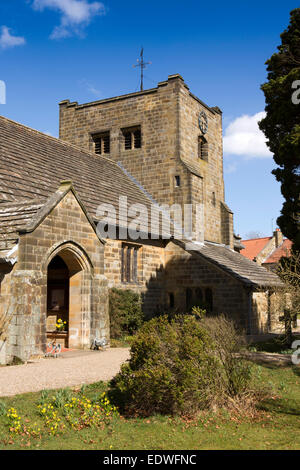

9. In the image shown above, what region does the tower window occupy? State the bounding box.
[198,136,208,161]
[212,192,216,206]
[122,126,141,150]
[175,175,181,187]
[121,243,140,283]
[92,132,110,155]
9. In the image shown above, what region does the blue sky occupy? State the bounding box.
[0,0,298,238]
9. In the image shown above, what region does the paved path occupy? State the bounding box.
[0,348,130,397]
[239,351,292,367]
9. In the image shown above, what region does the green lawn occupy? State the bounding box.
[0,363,299,450]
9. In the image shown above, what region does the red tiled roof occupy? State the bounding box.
[240,237,272,261]
[264,239,293,264]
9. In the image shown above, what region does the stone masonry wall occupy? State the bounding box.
[0,191,109,364]
[163,242,249,328]
[103,238,279,333]
[177,82,227,245]
[59,77,180,210]
[104,238,166,317]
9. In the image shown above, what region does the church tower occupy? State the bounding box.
[59,74,233,247]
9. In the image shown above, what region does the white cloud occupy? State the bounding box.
[79,79,101,97]
[0,26,25,50]
[223,112,272,158]
[31,0,105,39]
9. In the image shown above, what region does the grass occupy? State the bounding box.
[0,364,299,450]
[110,335,134,348]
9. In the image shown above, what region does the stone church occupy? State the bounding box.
[0,74,282,364]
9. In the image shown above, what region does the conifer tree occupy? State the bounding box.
[259,8,300,251]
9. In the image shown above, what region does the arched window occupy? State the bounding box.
[205,288,213,313]
[198,136,208,161]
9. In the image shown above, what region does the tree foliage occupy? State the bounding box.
[109,315,253,416]
[277,251,300,343]
[109,288,144,339]
[259,8,300,251]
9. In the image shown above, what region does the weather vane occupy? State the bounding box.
[133,48,151,92]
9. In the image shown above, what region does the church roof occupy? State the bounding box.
[185,241,282,287]
[0,200,43,255]
[0,115,162,236]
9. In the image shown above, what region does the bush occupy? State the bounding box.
[201,315,252,396]
[109,314,255,417]
[109,315,222,416]
[109,288,144,339]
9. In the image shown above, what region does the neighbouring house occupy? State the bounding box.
[241,229,293,271]
[0,74,283,364]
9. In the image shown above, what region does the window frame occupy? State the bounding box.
[198,135,208,161]
[121,243,141,284]
[92,131,110,155]
[122,126,142,151]
[174,175,181,188]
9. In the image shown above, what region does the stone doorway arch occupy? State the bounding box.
[45,242,93,350]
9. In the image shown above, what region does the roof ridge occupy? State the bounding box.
[242,236,272,242]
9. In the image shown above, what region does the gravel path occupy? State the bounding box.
[0,348,130,397]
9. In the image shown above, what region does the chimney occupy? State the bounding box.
[273,228,283,247]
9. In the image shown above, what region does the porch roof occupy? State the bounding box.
[0,200,43,257]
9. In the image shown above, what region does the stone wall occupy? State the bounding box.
[250,289,284,334]
[104,238,165,318]
[177,82,227,245]
[59,78,179,210]
[163,242,249,328]
[103,238,252,329]
[0,190,109,364]
[103,237,281,333]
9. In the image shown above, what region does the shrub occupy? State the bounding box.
[109,288,144,339]
[109,314,256,417]
[201,315,252,396]
[109,315,222,416]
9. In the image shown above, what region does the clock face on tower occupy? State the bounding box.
[198,111,208,134]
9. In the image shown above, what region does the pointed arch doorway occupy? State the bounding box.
[46,244,92,350]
